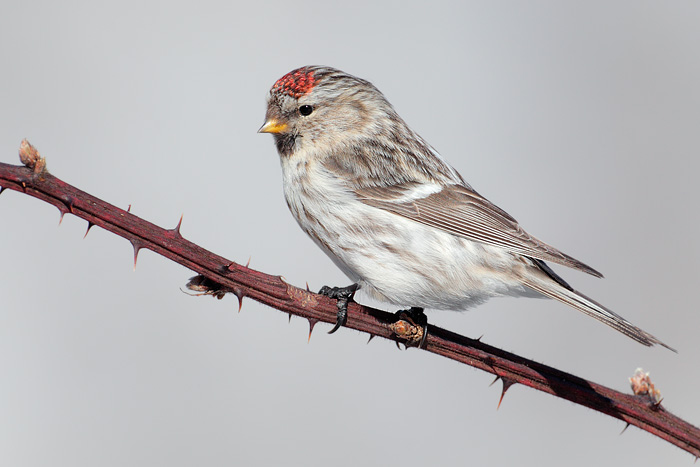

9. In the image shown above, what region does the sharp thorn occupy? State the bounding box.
[133,250,140,270]
[620,423,631,435]
[288,312,292,323]
[307,319,318,342]
[497,392,506,409]
[0,186,5,196]
[233,288,245,313]
[366,334,375,344]
[395,340,401,350]
[305,282,310,292]
[489,375,501,387]
[127,204,132,213]
[476,334,484,342]
[131,241,142,270]
[245,256,251,268]
[497,378,516,410]
[55,200,70,226]
[83,221,95,239]
[226,261,236,271]
[171,214,184,237]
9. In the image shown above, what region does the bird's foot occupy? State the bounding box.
[392,307,428,348]
[318,283,359,334]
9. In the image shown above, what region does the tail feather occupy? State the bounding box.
[522,273,675,352]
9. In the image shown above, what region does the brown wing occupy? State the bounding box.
[355,182,603,278]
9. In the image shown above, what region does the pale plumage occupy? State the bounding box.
[260,65,672,349]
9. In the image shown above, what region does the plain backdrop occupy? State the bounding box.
[1,1,699,466]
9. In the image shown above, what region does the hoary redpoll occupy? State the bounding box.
[259,65,671,350]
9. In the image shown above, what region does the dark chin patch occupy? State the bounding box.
[274,133,297,157]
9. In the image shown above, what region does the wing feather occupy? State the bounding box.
[355,183,603,278]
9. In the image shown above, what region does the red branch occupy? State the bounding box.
[1,143,699,458]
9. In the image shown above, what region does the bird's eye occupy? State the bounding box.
[299,105,313,116]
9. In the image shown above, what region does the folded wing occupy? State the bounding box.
[355,182,603,278]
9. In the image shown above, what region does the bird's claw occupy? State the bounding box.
[327,308,347,334]
[318,284,358,334]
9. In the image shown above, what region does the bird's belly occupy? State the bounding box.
[284,182,529,310]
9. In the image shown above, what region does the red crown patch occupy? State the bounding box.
[272,69,316,98]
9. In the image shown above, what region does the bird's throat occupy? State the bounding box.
[274,133,298,158]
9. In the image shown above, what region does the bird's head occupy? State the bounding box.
[259,66,396,158]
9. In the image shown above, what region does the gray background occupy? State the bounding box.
[1,1,699,465]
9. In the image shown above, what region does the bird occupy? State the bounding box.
[258,65,672,350]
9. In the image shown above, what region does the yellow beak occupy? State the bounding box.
[258,119,288,134]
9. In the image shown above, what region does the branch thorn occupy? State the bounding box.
[490,375,516,409]
[63,196,75,214]
[169,214,184,237]
[498,377,515,409]
[58,207,67,225]
[620,423,631,435]
[233,287,245,313]
[131,241,142,270]
[59,198,74,225]
[83,221,95,239]
[307,318,318,342]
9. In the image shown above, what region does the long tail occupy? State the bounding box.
[522,262,675,351]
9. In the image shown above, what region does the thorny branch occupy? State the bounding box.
[2,140,699,458]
